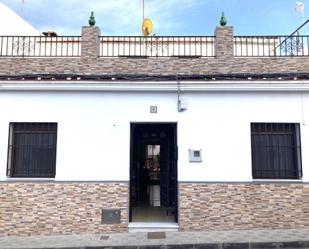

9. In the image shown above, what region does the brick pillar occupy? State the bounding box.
[214,26,234,59]
[81,26,100,60]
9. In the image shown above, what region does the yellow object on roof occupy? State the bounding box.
[142,18,153,36]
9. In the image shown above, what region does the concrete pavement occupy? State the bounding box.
[0,228,309,249]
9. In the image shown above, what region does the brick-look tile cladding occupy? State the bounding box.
[0,182,308,236]
[0,183,128,236]
[179,183,309,231]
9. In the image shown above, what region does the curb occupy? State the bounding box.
[17,241,309,249]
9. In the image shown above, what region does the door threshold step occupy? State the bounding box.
[128,222,179,232]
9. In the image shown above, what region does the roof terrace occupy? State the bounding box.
[1,24,309,80]
[1,18,309,58]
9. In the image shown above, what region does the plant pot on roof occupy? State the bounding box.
[220,12,227,26]
[89,12,96,26]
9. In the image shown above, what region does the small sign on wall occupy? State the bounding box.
[150,106,157,113]
[189,149,202,162]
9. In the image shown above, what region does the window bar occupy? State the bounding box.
[285,133,290,178]
[277,131,282,178]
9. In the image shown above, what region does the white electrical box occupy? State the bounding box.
[178,99,188,112]
[189,149,202,162]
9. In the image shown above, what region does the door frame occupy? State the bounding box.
[129,122,178,223]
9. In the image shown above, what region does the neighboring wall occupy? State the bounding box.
[1,26,309,76]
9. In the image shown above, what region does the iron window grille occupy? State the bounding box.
[251,123,302,179]
[7,122,57,178]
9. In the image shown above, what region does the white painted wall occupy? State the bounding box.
[0,2,40,36]
[0,89,308,182]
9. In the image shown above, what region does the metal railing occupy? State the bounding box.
[0,36,81,57]
[234,35,309,57]
[1,34,309,58]
[99,36,215,57]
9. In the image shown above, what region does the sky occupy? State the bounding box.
[0,0,308,36]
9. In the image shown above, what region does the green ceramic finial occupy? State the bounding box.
[220,12,227,26]
[89,12,96,26]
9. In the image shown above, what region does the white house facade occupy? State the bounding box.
[0,20,308,235]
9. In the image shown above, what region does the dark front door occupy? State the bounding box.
[130,123,178,222]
